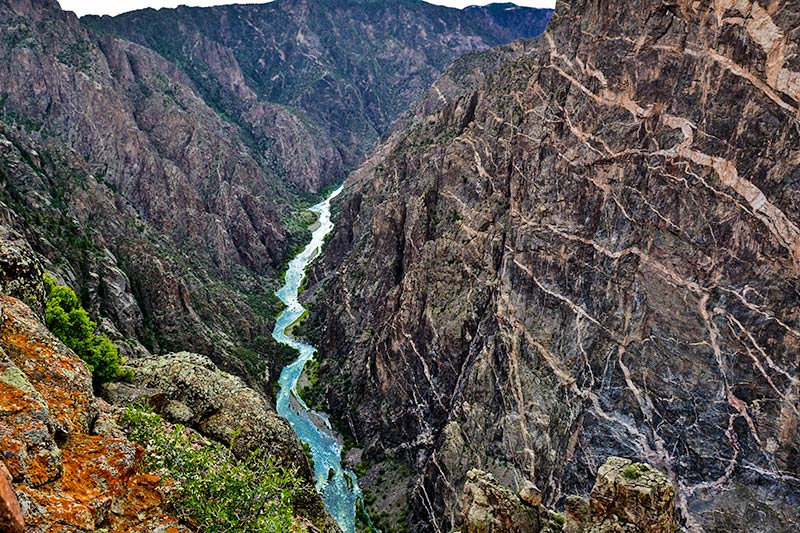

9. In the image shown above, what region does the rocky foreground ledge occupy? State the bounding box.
[0,229,337,532]
[103,352,336,531]
[461,457,675,533]
[0,292,338,532]
[0,293,190,532]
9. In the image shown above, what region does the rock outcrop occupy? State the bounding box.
[105,352,304,460]
[590,457,675,533]
[0,294,189,532]
[307,0,800,530]
[103,351,339,532]
[580,457,675,533]
[461,469,542,533]
[460,457,676,533]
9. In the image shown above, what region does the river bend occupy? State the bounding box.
[272,185,360,533]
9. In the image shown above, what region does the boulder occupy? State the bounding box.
[461,469,542,533]
[587,457,676,533]
[519,481,542,507]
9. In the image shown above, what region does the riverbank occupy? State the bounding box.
[271,185,362,533]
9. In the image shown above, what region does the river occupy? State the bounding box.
[272,184,361,533]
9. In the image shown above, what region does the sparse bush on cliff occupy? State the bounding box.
[43,274,131,386]
[622,464,643,480]
[122,404,308,533]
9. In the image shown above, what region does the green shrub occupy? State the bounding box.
[622,464,642,479]
[354,460,369,478]
[43,275,132,386]
[122,404,308,533]
[546,511,565,531]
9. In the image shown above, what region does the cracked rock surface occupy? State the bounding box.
[308,0,800,531]
[103,351,339,532]
[460,457,676,533]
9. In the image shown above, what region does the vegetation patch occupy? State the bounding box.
[622,464,645,480]
[286,309,309,336]
[44,274,132,388]
[57,39,95,73]
[122,404,308,533]
[356,459,411,533]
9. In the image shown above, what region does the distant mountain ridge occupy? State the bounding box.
[85,0,552,189]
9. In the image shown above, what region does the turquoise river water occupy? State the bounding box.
[272,185,361,533]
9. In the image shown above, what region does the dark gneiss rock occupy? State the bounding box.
[307,0,800,531]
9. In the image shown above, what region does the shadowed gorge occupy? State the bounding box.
[0,0,551,385]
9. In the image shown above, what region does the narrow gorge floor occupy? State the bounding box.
[272,185,361,533]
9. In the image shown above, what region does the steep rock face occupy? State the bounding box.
[0,0,299,376]
[309,0,800,531]
[0,0,290,275]
[85,0,553,185]
[0,122,281,389]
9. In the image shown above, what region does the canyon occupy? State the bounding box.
[0,0,551,383]
[1,0,799,531]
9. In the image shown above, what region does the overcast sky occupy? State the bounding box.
[59,0,556,17]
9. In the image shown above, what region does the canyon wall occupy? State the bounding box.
[0,0,550,381]
[309,1,800,530]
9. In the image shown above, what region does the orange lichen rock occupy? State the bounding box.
[0,295,191,532]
